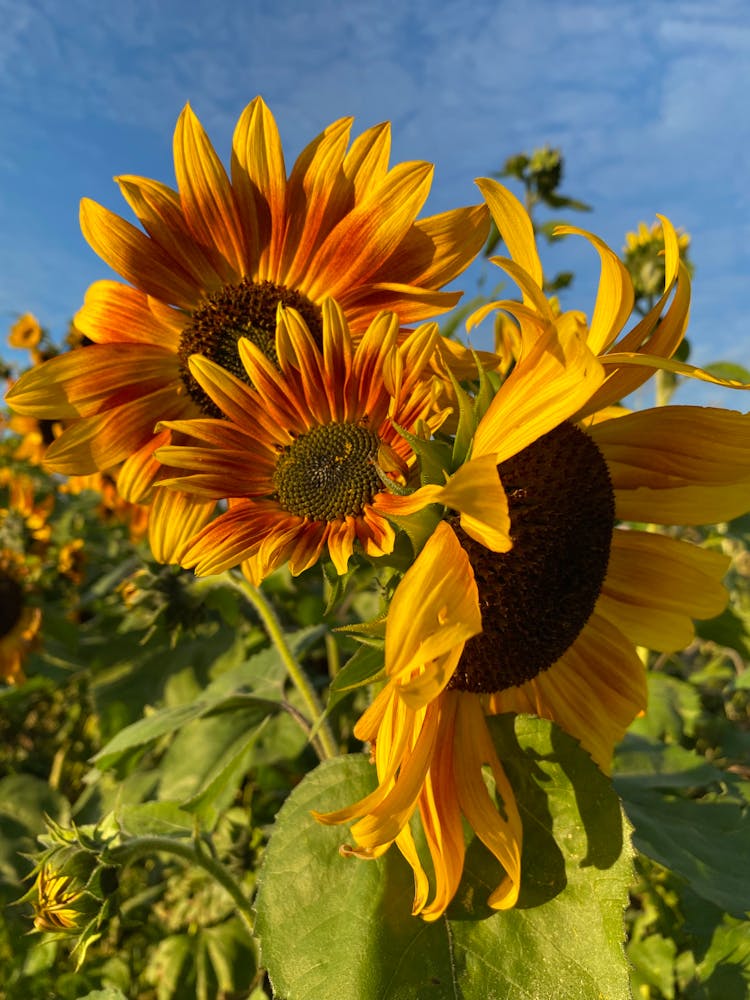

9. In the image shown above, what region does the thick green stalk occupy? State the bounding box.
[227,574,338,761]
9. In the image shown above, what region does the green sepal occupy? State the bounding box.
[390,421,453,487]
[326,644,386,713]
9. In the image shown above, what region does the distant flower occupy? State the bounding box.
[5,97,488,559]
[0,550,41,685]
[8,313,43,352]
[57,538,86,586]
[623,220,692,302]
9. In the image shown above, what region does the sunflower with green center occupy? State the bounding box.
[5,97,488,560]
[314,178,750,920]
[155,299,510,582]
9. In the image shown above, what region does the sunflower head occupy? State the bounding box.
[156,299,452,581]
[178,278,323,417]
[8,313,43,351]
[451,419,614,694]
[0,549,41,685]
[623,220,692,300]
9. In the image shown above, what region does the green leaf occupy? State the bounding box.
[614,735,750,914]
[144,934,192,1000]
[689,916,750,997]
[627,932,678,999]
[326,644,384,713]
[255,715,633,1000]
[0,773,70,883]
[92,637,293,770]
[158,706,273,824]
[703,361,750,385]
[115,800,196,838]
[74,990,129,1000]
[628,672,702,743]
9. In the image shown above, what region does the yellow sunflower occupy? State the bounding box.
[32,867,85,933]
[8,313,43,352]
[315,180,750,920]
[5,97,488,559]
[155,299,509,582]
[0,550,41,685]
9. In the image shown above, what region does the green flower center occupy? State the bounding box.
[449,421,615,694]
[179,278,322,417]
[0,570,25,639]
[273,422,383,521]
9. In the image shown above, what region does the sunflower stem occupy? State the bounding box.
[108,836,254,936]
[325,631,341,679]
[226,573,338,761]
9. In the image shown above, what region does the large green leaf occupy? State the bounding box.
[255,715,633,1000]
[93,627,322,770]
[614,734,750,914]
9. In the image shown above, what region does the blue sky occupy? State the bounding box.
[2,0,749,407]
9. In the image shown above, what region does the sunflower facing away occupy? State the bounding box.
[5,97,488,560]
[314,179,750,921]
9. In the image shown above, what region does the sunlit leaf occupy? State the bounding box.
[255,716,633,1000]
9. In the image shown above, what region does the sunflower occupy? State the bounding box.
[155,299,510,582]
[31,867,85,933]
[5,97,488,559]
[8,313,43,352]
[314,180,750,920]
[0,549,41,685]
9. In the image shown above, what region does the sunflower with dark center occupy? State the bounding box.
[153,299,511,583]
[5,96,489,562]
[315,179,750,922]
[0,551,41,685]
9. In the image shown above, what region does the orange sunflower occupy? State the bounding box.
[5,97,488,559]
[314,179,750,920]
[0,549,41,685]
[156,299,509,582]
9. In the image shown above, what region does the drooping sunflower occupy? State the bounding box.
[155,299,510,583]
[5,97,488,558]
[0,549,41,685]
[315,180,750,920]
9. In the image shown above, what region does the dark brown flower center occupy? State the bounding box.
[178,278,322,417]
[449,421,615,694]
[0,570,25,639]
[273,422,382,521]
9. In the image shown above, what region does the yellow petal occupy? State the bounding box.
[80,198,197,309]
[386,522,482,707]
[475,177,543,294]
[173,103,246,277]
[472,322,604,462]
[148,486,215,564]
[554,224,635,355]
[597,529,729,652]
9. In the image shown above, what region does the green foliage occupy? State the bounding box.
[256,717,633,1000]
[2,147,750,1000]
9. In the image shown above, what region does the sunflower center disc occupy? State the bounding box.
[179,278,322,417]
[273,422,382,521]
[0,571,25,638]
[449,420,615,694]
